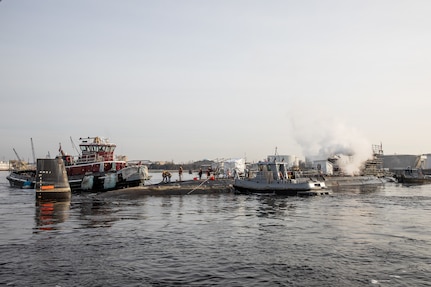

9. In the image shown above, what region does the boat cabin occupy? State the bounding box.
[254,161,299,182]
[77,137,116,163]
[61,137,127,176]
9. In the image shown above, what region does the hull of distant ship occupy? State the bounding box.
[6,170,36,189]
[323,176,387,188]
[396,176,431,184]
[0,164,11,171]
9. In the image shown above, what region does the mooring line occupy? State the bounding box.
[187,178,211,195]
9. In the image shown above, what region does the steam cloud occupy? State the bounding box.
[290,112,372,175]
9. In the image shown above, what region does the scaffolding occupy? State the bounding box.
[362,143,385,176]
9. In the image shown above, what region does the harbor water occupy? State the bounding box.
[0,170,430,286]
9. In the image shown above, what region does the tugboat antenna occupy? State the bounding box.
[70,136,80,156]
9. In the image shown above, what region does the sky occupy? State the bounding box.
[1,0,430,164]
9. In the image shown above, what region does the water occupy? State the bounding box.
[0,170,430,286]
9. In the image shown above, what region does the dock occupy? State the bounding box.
[99,179,235,199]
[97,175,387,199]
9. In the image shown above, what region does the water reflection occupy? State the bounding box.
[74,197,119,228]
[331,184,383,194]
[255,195,295,218]
[34,200,70,231]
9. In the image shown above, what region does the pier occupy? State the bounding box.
[99,179,235,199]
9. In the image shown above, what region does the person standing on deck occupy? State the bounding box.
[178,166,183,182]
[198,168,203,180]
[162,170,167,183]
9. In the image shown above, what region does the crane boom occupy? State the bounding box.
[13,148,22,163]
[31,138,36,164]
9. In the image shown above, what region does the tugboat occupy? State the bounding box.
[59,136,149,192]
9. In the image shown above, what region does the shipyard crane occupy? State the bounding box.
[13,148,23,163]
[414,155,427,169]
[12,148,25,169]
[30,138,36,165]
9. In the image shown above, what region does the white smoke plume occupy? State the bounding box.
[290,112,372,175]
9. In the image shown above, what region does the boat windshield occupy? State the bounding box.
[80,145,115,153]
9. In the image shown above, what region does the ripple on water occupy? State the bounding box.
[0,179,430,286]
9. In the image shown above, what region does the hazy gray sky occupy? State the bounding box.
[1,0,430,163]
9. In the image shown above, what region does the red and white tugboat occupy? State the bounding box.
[60,137,149,192]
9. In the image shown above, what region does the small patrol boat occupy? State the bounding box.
[233,160,326,196]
